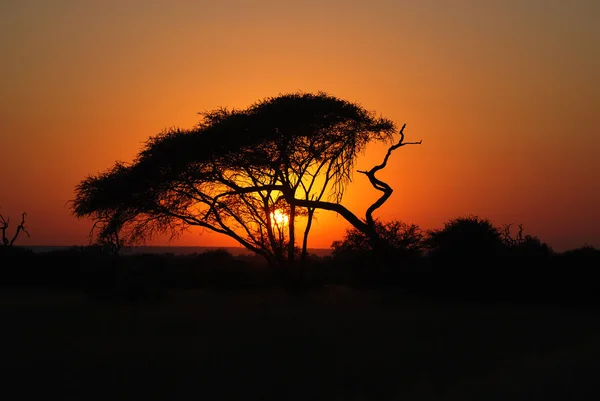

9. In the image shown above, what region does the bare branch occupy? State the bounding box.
[0,214,8,246]
[1,212,30,246]
[357,124,421,227]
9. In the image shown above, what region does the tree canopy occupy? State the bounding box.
[72,92,421,267]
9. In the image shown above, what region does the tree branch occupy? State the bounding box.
[286,197,369,234]
[0,214,8,246]
[357,124,421,227]
[1,212,30,246]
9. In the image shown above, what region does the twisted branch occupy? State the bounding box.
[1,212,30,246]
[357,124,422,228]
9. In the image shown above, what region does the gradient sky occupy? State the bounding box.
[1,0,599,251]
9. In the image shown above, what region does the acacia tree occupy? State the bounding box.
[72,92,421,268]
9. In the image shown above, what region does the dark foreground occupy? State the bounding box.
[2,287,600,401]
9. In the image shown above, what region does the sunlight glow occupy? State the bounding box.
[271,209,289,227]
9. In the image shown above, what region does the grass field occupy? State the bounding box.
[2,286,600,400]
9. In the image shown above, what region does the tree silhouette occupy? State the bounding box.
[332,219,424,264]
[72,92,421,268]
[501,223,553,266]
[0,211,29,247]
[558,245,600,269]
[426,215,504,270]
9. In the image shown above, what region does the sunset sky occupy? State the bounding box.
[1,0,599,252]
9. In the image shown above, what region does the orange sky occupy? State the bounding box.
[1,0,599,252]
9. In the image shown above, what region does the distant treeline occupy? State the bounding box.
[1,215,599,306]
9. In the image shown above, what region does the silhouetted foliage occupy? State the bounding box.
[500,223,554,268]
[331,219,424,266]
[557,245,600,269]
[2,234,600,307]
[426,215,505,270]
[72,92,421,268]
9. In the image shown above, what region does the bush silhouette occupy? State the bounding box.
[557,246,600,269]
[508,235,554,270]
[331,219,424,269]
[426,215,505,271]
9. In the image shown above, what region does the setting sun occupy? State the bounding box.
[271,209,290,227]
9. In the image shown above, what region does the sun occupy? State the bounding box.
[271,209,289,227]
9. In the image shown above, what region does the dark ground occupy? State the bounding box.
[2,286,600,400]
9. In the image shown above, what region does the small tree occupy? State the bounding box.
[0,211,30,247]
[426,215,504,269]
[332,219,424,263]
[501,223,553,264]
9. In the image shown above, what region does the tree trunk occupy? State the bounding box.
[288,204,296,264]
